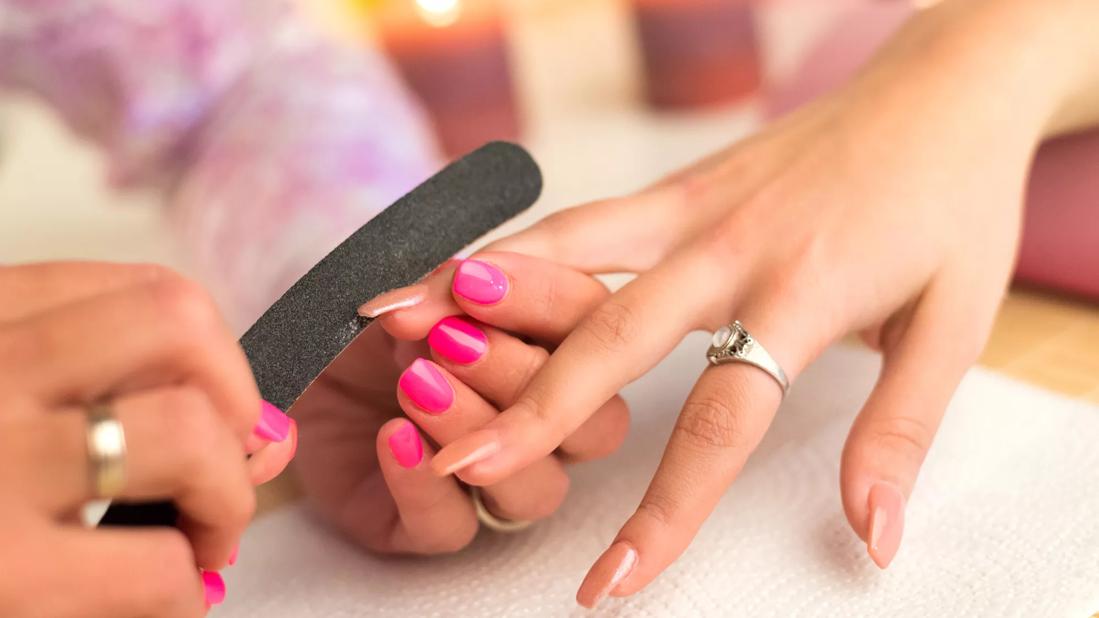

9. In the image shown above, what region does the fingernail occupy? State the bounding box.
[428,316,488,365]
[387,420,424,468]
[431,431,500,476]
[398,358,454,414]
[202,570,226,606]
[453,259,508,304]
[576,541,638,609]
[228,545,238,566]
[358,284,428,318]
[253,400,290,442]
[866,481,906,569]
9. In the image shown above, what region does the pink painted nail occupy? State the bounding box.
[866,481,906,569]
[452,259,508,304]
[387,420,424,468]
[202,570,226,606]
[253,400,290,442]
[398,358,454,414]
[228,544,239,566]
[428,316,488,365]
[576,541,639,608]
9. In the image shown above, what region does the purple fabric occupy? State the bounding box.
[1,0,442,323]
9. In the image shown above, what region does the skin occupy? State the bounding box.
[0,262,295,617]
[420,0,1099,605]
[290,253,630,554]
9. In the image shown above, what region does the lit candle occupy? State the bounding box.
[631,0,762,109]
[374,0,520,157]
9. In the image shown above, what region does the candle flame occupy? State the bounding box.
[415,0,461,27]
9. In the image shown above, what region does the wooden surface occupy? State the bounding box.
[258,286,1099,514]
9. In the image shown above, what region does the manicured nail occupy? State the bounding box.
[357,284,428,318]
[387,420,424,468]
[576,541,638,608]
[430,431,500,477]
[228,544,239,566]
[428,316,488,365]
[452,259,508,304]
[202,570,226,606]
[398,358,454,414]
[253,400,290,442]
[866,481,906,569]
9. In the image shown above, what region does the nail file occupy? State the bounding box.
[99,141,542,527]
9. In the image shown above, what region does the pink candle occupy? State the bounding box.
[375,0,520,157]
[631,0,762,109]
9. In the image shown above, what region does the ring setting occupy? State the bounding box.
[706,321,790,395]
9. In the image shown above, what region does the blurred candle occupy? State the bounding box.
[632,0,762,109]
[374,0,519,157]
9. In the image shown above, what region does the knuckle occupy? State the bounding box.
[145,275,223,338]
[674,394,744,451]
[513,346,549,393]
[865,415,934,462]
[581,300,638,352]
[635,492,677,529]
[421,519,478,555]
[142,534,199,607]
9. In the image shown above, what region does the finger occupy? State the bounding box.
[426,316,629,461]
[0,276,262,440]
[365,262,464,340]
[576,290,819,607]
[3,387,254,568]
[19,524,206,617]
[373,418,479,554]
[447,252,610,343]
[485,189,692,274]
[397,358,570,521]
[431,249,718,486]
[0,261,170,323]
[840,280,995,569]
[248,417,298,486]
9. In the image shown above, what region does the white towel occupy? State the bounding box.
[223,339,1099,617]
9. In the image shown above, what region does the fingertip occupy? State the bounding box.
[385,418,425,469]
[576,541,639,609]
[866,481,905,569]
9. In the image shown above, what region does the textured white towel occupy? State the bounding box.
[223,340,1099,617]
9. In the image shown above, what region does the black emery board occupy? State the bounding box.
[100,141,542,527]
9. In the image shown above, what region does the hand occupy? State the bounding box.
[0,262,295,617]
[427,0,1099,606]
[291,253,628,554]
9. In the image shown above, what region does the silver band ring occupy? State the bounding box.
[470,487,533,533]
[86,404,127,499]
[706,321,790,395]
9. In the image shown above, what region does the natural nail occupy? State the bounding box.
[253,400,290,442]
[398,358,454,414]
[202,570,226,606]
[431,432,500,477]
[866,481,906,569]
[577,541,638,608]
[388,420,424,468]
[428,316,488,365]
[228,545,239,566]
[452,259,508,304]
[357,284,428,318]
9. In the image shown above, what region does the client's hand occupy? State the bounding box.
[422,0,1099,605]
[292,253,628,554]
[0,262,295,617]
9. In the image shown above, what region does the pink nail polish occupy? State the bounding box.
[453,259,508,304]
[387,420,424,468]
[866,481,906,569]
[398,358,454,414]
[228,544,239,566]
[253,400,290,442]
[202,570,226,606]
[428,316,488,365]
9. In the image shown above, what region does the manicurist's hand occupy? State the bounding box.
[291,253,628,554]
[425,0,1099,606]
[0,262,295,617]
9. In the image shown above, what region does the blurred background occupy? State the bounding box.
[1,0,1097,401]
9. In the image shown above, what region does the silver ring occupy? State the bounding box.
[470,487,532,533]
[706,321,790,395]
[86,404,127,499]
